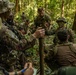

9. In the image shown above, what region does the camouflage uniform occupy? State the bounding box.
[56,17,74,43]
[0,24,18,70]
[23,19,29,34]
[0,0,37,72]
[47,17,75,44]
[0,23,36,71]
[4,18,32,70]
[0,18,36,72]
[34,14,50,28]
[6,13,14,26]
[19,19,29,34]
[34,7,51,34]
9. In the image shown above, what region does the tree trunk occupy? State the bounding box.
[61,0,64,17]
[39,38,44,75]
[72,11,76,32]
[15,0,20,13]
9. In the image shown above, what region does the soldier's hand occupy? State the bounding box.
[44,21,49,28]
[24,63,34,75]
[32,27,45,38]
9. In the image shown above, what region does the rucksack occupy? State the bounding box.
[51,43,76,75]
[51,43,76,70]
[53,43,76,56]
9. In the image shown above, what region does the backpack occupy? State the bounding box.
[51,43,76,71]
[53,43,76,56]
[50,43,76,75]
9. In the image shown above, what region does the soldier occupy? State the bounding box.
[34,7,51,35]
[21,12,26,22]
[20,19,30,34]
[53,17,75,45]
[44,29,76,74]
[0,0,45,72]
[6,12,14,26]
[23,19,30,34]
[46,17,75,45]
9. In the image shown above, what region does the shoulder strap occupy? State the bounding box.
[53,43,76,56]
[53,45,58,56]
[69,44,76,54]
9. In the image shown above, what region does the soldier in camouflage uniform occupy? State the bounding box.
[44,29,76,74]
[21,12,26,22]
[19,19,30,34]
[46,17,75,45]
[0,0,45,72]
[6,12,14,26]
[53,17,75,45]
[23,19,30,34]
[34,7,51,35]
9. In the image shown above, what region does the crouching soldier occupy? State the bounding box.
[44,29,76,75]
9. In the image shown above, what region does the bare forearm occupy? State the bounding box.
[9,70,22,75]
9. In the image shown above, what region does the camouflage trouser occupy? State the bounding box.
[0,50,18,71]
[15,51,27,69]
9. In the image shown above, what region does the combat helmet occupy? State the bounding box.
[0,0,14,14]
[38,7,44,12]
[56,17,67,23]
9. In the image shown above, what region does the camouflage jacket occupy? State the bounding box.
[0,25,36,71]
[34,14,51,30]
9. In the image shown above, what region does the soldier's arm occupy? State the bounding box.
[45,14,51,25]
[9,63,34,75]
[44,44,54,60]
[0,63,33,75]
[18,28,45,50]
[45,28,56,35]
[18,34,36,50]
[1,27,45,51]
[0,26,19,50]
[24,63,34,75]
[68,29,75,42]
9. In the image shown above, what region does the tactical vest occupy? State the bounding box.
[49,43,76,71]
[53,43,76,56]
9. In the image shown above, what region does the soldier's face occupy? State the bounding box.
[0,10,10,19]
[58,22,65,27]
[38,10,44,16]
